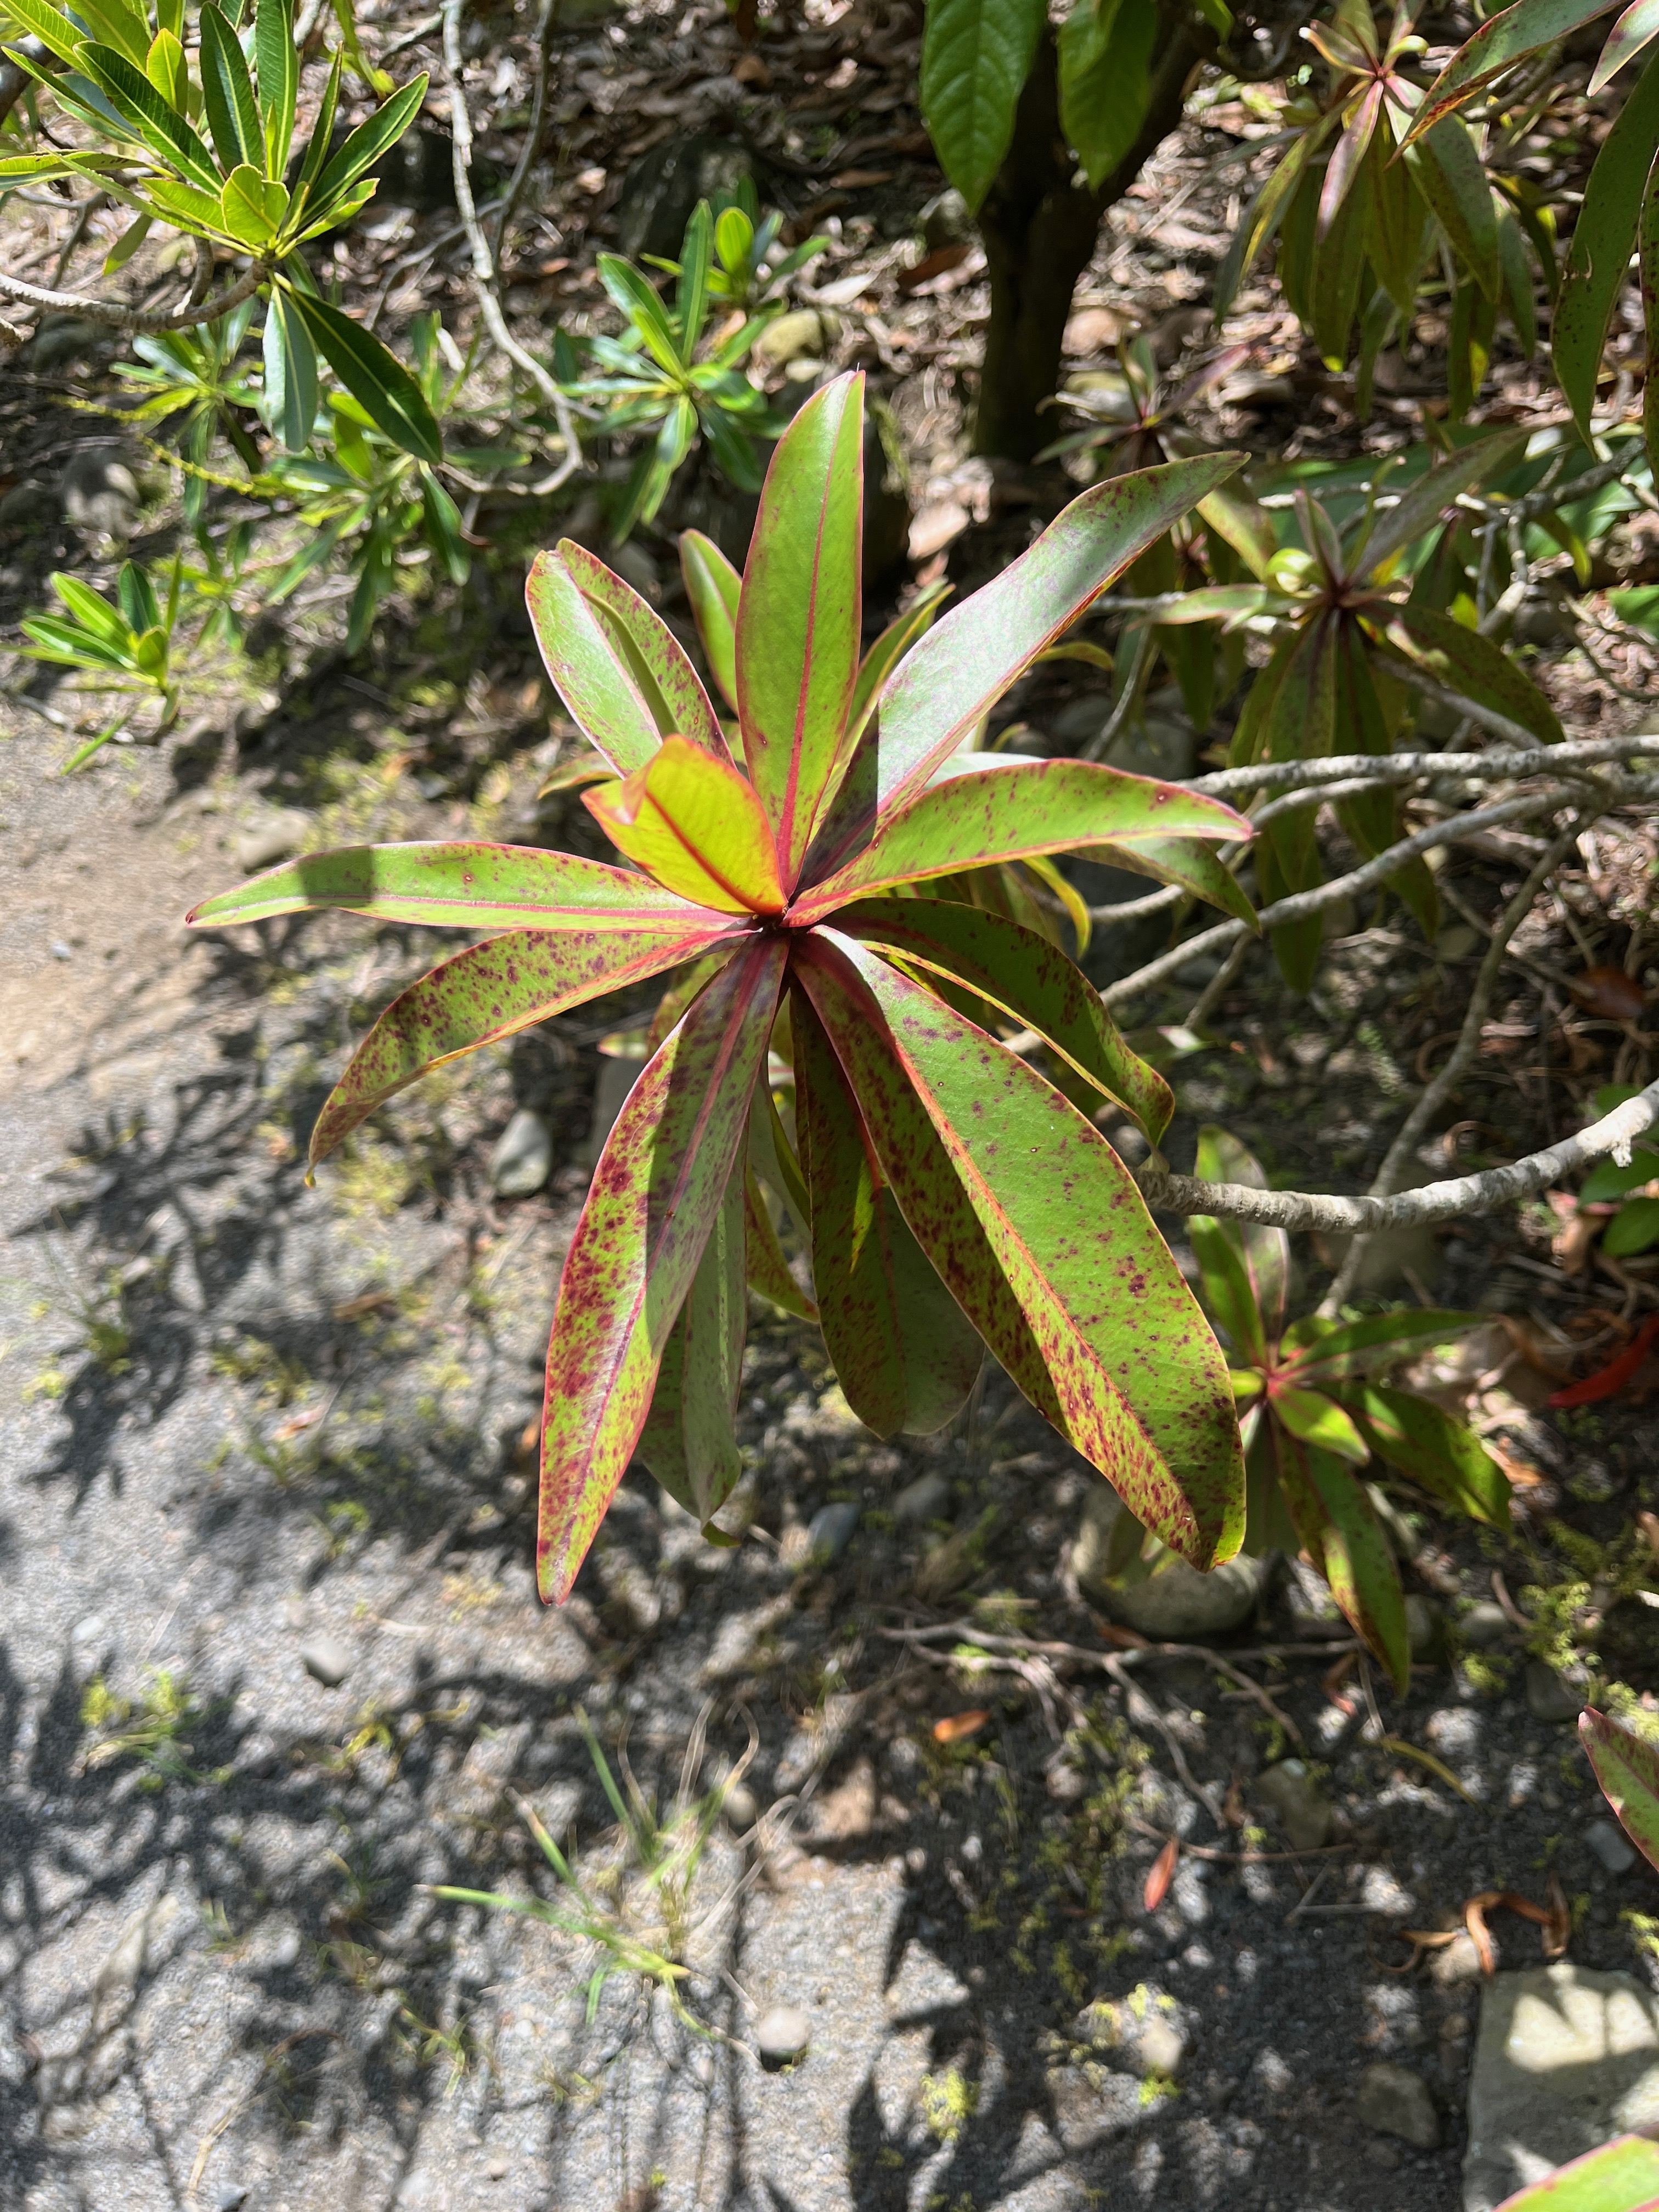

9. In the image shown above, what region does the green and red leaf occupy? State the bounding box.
[794,930,1245,1566]
[1194,1125,1289,1341]
[585,736,786,913]
[537,934,788,1602]
[792,758,1250,924]
[1406,0,1621,145]
[185,842,731,933]
[635,1157,747,1525]
[1274,1428,1410,1690]
[1344,1383,1510,1525]
[308,922,740,1167]
[834,894,1173,1142]
[736,371,865,888]
[1580,1707,1659,1877]
[744,1167,817,1321]
[527,540,730,776]
[795,990,985,1436]
[679,528,742,716]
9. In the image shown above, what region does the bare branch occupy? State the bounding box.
[1188,734,1659,800]
[0,257,268,334]
[442,0,580,494]
[492,0,561,272]
[1136,1073,1659,1232]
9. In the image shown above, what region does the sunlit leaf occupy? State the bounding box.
[584,736,785,913]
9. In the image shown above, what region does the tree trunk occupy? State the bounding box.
[972,17,1206,462]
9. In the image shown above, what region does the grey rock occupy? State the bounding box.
[61,445,139,541]
[1459,1601,1513,1649]
[1255,1760,1334,1852]
[70,1613,108,1647]
[1074,1483,1263,1637]
[1357,2060,1440,2149]
[754,2002,811,2068]
[1465,1965,1659,2211]
[1585,1818,1638,1876]
[298,1633,352,1688]
[1405,1594,1446,1663]
[1101,704,1195,783]
[920,187,972,249]
[234,809,311,873]
[1075,1995,1188,2077]
[28,315,108,373]
[215,2188,250,2211]
[1525,1661,1583,1723]
[806,1500,860,1564]
[490,1108,552,1198]
[1596,1593,1659,1689]
[1430,1932,1487,1989]
[721,1781,758,1832]
[893,1472,950,1526]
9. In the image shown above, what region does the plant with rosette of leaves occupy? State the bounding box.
[185,370,1256,1604]
[1186,1128,1509,1690]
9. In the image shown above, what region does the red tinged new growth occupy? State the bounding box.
[185,369,1259,1604]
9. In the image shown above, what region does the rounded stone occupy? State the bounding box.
[754,2002,811,2069]
[298,1634,352,1688]
[490,1108,552,1198]
[1459,1600,1513,1649]
[806,1500,860,1564]
[1585,1818,1638,1876]
[1356,2059,1440,2149]
[1073,1485,1263,1638]
[1255,1760,1334,1852]
[1525,1661,1584,1723]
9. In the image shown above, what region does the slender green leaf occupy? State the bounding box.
[794,757,1249,923]
[795,992,984,1436]
[307,73,428,214]
[795,930,1245,1567]
[50,572,130,645]
[818,454,1244,860]
[309,923,737,1165]
[143,26,187,108]
[77,43,222,190]
[199,3,262,173]
[744,1167,817,1321]
[1580,1709,1659,1877]
[1375,603,1564,744]
[1362,431,1526,572]
[736,370,864,889]
[184,840,734,931]
[70,0,149,65]
[1554,50,1659,433]
[537,935,788,1602]
[1214,120,1333,321]
[596,251,683,375]
[1195,1125,1288,1338]
[679,529,741,716]
[1272,1383,1370,1465]
[0,0,87,69]
[1099,833,1259,927]
[286,288,442,464]
[1286,1306,1485,1375]
[919,0,1046,212]
[1276,1428,1409,1690]
[1189,1211,1267,1368]
[256,0,298,176]
[585,736,785,913]
[116,560,159,634]
[637,1158,746,1523]
[1408,116,1500,301]
[1058,0,1158,192]
[1595,0,1659,84]
[834,894,1172,1142]
[290,51,342,206]
[1407,0,1621,144]
[263,285,318,449]
[1345,1383,1509,1523]
[420,469,469,584]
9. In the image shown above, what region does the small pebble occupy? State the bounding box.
[722,1781,759,1832]
[70,1614,108,1647]
[486,2157,508,2181]
[214,2187,249,2211]
[298,1634,352,1688]
[806,1500,860,1564]
[1458,1600,1511,1649]
[49,940,72,961]
[893,1471,949,1526]
[1525,1661,1583,1723]
[490,1108,552,1198]
[234,809,311,874]
[754,2002,811,2069]
[1585,1817,1638,1876]
[1357,2059,1441,2150]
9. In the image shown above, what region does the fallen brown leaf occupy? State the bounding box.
[1143,1836,1178,1912]
[1464,1886,1568,1975]
[1570,964,1648,1020]
[933,1709,990,1745]
[831,167,896,189]
[732,52,771,86]
[333,1290,394,1321]
[898,242,973,293]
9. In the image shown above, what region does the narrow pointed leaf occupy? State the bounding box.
[0,0,87,69]
[1094,834,1259,927]
[256,0,298,174]
[637,1159,746,1522]
[1194,1125,1288,1338]
[1580,1709,1659,1876]
[185,841,733,932]
[1553,50,1659,433]
[1375,605,1564,744]
[1408,117,1500,301]
[199,3,262,172]
[1214,121,1332,320]
[1188,1212,1266,1368]
[817,455,1245,856]
[1362,431,1526,572]
[537,935,788,1601]
[796,993,984,1436]
[1276,1429,1409,1690]
[744,1168,817,1321]
[308,922,738,1165]
[307,73,428,211]
[1406,0,1621,144]
[679,529,742,715]
[528,542,729,775]
[1345,1383,1509,1523]
[1319,83,1383,238]
[1272,1383,1371,1465]
[1282,1307,1482,1370]
[263,285,318,450]
[77,43,221,189]
[736,371,864,889]
[847,583,951,755]
[793,758,1249,924]
[794,932,1244,1566]
[1594,0,1659,87]
[584,736,785,913]
[286,290,442,465]
[834,895,1172,1142]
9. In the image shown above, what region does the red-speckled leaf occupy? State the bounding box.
[808,454,1245,871]
[1274,1427,1409,1690]
[585,736,786,914]
[635,1155,746,1522]
[309,922,740,1167]
[736,371,864,888]
[1376,605,1564,744]
[1093,834,1259,927]
[1580,1707,1659,1877]
[1404,0,1619,145]
[795,989,984,1436]
[527,540,729,776]
[744,1166,817,1321]
[1490,2131,1659,2210]
[679,528,741,716]
[185,842,729,933]
[1552,49,1659,435]
[793,932,1244,1566]
[537,935,787,1601]
[834,895,1173,1142]
[792,759,1250,924]
[1595,0,1659,88]
[1344,1382,1510,1524]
